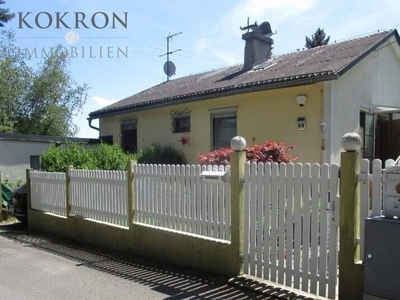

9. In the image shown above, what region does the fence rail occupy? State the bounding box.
[134,164,231,240]
[244,162,340,299]
[30,171,66,217]
[70,169,128,227]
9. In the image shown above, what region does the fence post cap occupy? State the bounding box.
[231,136,246,152]
[341,132,362,152]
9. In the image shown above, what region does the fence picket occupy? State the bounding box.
[319,164,329,296]
[277,163,287,284]
[201,165,207,235]
[244,162,251,274]
[217,165,224,239]
[137,165,142,223]
[328,164,339,299]
[249,162,257,276]
[256,162,264,278]
[310,164,320,294]
[371,159,382,217]
[360,159,370,260]
[189,165,195,233]
[301,163,311,292]
[285,163,295,286]
[195,165,202,234]
[270,163,279,282]
[262,163,272,280]
[181,165,187,232]
[225,165,231,240]
[209,166,215,236]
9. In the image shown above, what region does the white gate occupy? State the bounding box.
[244,162,340,299]
[359,158,396,260]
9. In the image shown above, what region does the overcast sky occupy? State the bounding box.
[5,0,400,138]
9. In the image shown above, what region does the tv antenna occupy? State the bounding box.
[240,17,257,32]
[160,31,182,82]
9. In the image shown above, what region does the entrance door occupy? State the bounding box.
[121,121,137,153]
[377,119,400,162]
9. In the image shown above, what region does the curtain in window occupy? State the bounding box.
[213,116,237,149]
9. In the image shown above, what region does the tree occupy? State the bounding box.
[305,28,330,49]
[0,1,14,27]
[0,31,89,136]
[0,31,31,133]
[16,45,89,136]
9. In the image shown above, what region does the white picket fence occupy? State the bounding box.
[359,158,396,260]
[134,164,231,240]
[70,169,128,227]
[30,171,66,217]
[244,162,340,299]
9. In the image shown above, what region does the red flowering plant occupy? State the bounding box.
[197,147,234,165]
[197,140,298,166]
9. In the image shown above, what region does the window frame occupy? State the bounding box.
[359,110,375,160]
[210,107,237,150]
[173,115,190,133]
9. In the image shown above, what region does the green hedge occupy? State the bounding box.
[41,142,136,172]
[41,142,186,172]
[137,143,186,165]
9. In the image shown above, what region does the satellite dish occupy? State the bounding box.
[164,61,176,77]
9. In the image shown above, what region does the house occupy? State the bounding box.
[0,133,99,183]
[88,22,400,165]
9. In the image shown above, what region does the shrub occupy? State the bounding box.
[93,143,136,170]
[197,147,233,166]
[41,142,135,172]
[137,143,186,165]
[197,140,297,166]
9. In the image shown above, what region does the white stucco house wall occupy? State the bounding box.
[0,133,99,183]
[323,30,400,164]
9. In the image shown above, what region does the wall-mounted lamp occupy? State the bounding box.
[320,121,328,135]
[296,94,307,107]
[320,121,328,151]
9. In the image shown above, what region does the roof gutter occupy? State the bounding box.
[89,72,339,120]
[87,117,100,131]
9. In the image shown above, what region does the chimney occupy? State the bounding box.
[242,21,274,70]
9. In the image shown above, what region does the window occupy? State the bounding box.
[360,111,374,160]
[100,135,113,145]
[211,107,237,149]
[173,115,190,133]
[120,120,137,153]
[30,156,40,170]
[170,109,191,133]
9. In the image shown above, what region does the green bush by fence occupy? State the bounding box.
[41,142,136,172]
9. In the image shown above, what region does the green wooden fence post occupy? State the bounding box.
[230,136,247,275]
[127,160,135,231]
[339,133,364,300]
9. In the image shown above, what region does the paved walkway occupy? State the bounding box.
[0,222,322,299]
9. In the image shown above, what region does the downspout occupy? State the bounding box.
[87,117,99,132]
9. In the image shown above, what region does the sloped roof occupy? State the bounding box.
[90,30,398,119]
